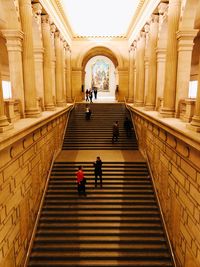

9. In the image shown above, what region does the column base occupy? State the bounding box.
[0,123,13,133]
[144,104,155,111]
[45,104,56,111]
[25,108,41,118]
[160,107,175,118]
[56,101,67,107]
[66,98,73,103]
[134,101,144,107]
[186,124,200,132]
[127,98,134,103]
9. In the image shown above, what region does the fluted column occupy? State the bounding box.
[55,31,65,106]
[155,3,168,110]
[2,30,25,117]
[145,15,159,110]
[41,15,55,110]
[0,63,13,132]
[175,30,198,117]
[33,3,44,110]
[135,31,146,106]
[60,37,66,104]
[128,44,134,102]
[50,24,56,106]
[144,23,150,106]
[160,0,181,117]
[187,54,200,132]
[66,45,72,102]
[18,0,40,117]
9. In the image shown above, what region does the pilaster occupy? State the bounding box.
[160,0,181,117]
[2,30,25,117]
[65,45,72,102]
[145,15,159,110]
[135,31,146,106]
[175,29,198,117]
[18,0,40,117]
[128,44,135,102]
[41,14,55,111]
[55,31,65,106]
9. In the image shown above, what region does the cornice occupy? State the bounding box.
[128,0,161,46]
[39,0,72,45]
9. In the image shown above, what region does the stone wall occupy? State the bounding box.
[129,107,200,267]
[0,108,72,266]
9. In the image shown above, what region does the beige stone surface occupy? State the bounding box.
[56,149,145,162]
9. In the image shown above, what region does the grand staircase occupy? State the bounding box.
[63,103,138,150]
[27,103,175,267]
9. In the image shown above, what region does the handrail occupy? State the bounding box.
[125,102,138,142]
[23,151,57,267]
[145,151,177,267]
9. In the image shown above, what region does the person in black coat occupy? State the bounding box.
[93,156,103,188]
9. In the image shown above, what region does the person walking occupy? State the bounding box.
[112,121,119,143]
[89,89,93,103]
[85,89,89,102]
[93,156,103,188]
[94,87,98,99]
[124,117,133,137]
[76,165,86,196]
[85,104,92,120]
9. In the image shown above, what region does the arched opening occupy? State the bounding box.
[84,55,118,102]
[81,46,119,102]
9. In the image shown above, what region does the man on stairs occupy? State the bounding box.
[93,156,103,188]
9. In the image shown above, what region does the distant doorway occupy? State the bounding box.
[84,56,117,102]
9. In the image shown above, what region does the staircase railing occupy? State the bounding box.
[145,151,177,267]
[23,151,57,267]
[124,100,138,142]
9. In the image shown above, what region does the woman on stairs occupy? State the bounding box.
[76,166,87,196]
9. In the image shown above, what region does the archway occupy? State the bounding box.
[84,55,117,102]
[81,46,119,102]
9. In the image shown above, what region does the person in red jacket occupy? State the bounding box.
[76,165,86,196]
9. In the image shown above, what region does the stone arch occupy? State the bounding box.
[0,0,20,30]
[180,0,199,30]
[76,44,124,70]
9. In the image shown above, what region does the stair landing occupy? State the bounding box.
[56,150,145,163]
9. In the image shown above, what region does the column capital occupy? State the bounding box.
[50,24,57,33]
[41,14,50,24]
[55,31,61,38]
[158,2,168,15]
[32,3,43,15]
[176,29,198,40]
[177,29,198,51]
[2,30,24,52]
[150,14,159,24]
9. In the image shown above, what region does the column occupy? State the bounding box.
[128,44,134,102]
[187,55,200,132]
[133,42,137,104]
[66,45,72,102]
[145,15,159,110]
[160,0,181,117]
[144,23,150,106]
[41,14,55,110]
[55,31,65,106]
[2,30,25,117]
[155,3,168,110]
[33,3,44,110]
[0,64,13,132]
[50,24,56,106]
[135,31,146,106]
[175,30,198,117]
[18,0,40,117]
[60,37,66,103]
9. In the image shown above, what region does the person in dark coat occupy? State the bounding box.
[112,121,119,143]
[93,156,103,188]
[124,117,133,137]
